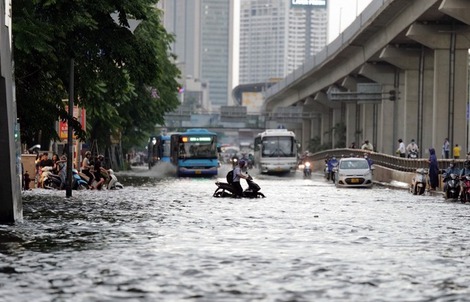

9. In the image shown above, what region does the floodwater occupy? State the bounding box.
[1,164,470,302]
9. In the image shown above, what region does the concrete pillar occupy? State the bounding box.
[319,111,329,146]
[309,115,321,139]
[345,103,358,147]
[358,63,398,154]
[407,23,470,155]
[301,119,311,152]
[331,107,342,148]
[379,46,435,157]
[340,76,361,148]
[0,2,22,223]
[313,92,337,146]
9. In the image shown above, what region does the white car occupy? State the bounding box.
[334,158,373,188]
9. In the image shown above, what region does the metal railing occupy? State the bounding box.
[308,148,465,172]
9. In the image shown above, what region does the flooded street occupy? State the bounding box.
[1,165,470,301]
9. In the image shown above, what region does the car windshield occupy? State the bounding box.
[339,160,369,169]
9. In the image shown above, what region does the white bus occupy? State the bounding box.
[254,129,298,174]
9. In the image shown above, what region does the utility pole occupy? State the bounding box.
[66,59,74,198]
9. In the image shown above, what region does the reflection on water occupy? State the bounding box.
[1,165,470,301]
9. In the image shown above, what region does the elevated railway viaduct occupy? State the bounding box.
[264,0,470,158]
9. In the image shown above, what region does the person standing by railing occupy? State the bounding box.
[361,140,373,151]
[396,139,406,158]
[453,144,461,159]
[428,148,439,191]
[442,138,450,159]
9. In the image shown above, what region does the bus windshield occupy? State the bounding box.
[261,136,296,157]
[178,136,217,159]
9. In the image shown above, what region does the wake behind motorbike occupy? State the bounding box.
[213,172,265,198]
[410,168,428,195]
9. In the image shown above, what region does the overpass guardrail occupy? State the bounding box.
[308,148,465,173]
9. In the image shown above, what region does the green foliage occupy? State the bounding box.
[13,0,181,151]
[307,136,331,153]
[307,122,347,153]
[330,122,346,148]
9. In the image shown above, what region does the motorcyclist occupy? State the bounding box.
[459,160,470,200]
[233,160,249,198]
[248,153,255,168]
[443,160,460,192]
[327,156,338,181]
[364,153,373,169]
[406,139,419,158]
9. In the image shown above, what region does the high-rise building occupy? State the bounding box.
[239,0,328,85]
[158,0,235,112]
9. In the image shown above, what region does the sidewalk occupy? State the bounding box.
[374,179,445,198]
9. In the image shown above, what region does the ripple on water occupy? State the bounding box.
[1,170,470,301]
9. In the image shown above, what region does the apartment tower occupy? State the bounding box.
[239,0,328,85]
[158,0,235,111]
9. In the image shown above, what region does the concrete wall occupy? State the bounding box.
[311,159,444,191]
[0,1,22,223]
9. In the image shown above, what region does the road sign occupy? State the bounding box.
[59,106,86,141]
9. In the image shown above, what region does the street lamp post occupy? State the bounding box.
[65,13,142,198]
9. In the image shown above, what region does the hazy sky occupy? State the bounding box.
[232,0,373,87]
[328,0,373,42]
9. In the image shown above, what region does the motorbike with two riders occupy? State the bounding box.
[213,170,265,198]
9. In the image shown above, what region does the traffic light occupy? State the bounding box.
[389,90,396,101]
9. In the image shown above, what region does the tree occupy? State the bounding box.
[13,0,181,154]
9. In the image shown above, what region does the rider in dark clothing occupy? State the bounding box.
[459,160,470,200]
[93,155,106,190]
[443,161,460,192]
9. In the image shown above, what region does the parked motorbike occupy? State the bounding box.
[213,172,265,198]
[105,169,124,190]
[72,169,89,190]
[443,173,460,200]
[42,171,62,189]
[410,168,428,195]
